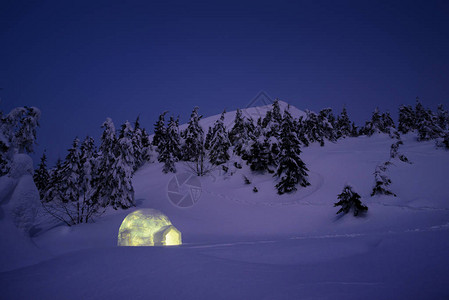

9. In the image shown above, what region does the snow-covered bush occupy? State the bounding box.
[334,185,368,216]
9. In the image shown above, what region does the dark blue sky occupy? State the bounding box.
[1,0,448,165]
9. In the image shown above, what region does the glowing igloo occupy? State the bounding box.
[117,209,182,246]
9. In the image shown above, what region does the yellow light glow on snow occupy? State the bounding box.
[117,209,182,246]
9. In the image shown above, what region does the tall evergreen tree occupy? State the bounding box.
[61,138,82,204]
[362,107,382,136]
[209,111,231,165]
[109,123,137,209]
[275,109,310,194]
[248,136,271,173]
[95,118,118,207]
[229,109,252,156]
[336,107,352,138]
[398,104,415,134]
[318,108,337,142]
[303,110,325,146]
[181,107,204,162]
[152,111,168,147]
[132,117,144,170]
[158,116,181,173]
[34,151,50,200]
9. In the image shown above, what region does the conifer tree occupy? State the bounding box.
[62,138,82,204]
[362,107,382,136]
[390,140,411,163]
[44,158,64,203]
[229,109,252,156]
[33,151,50,201]
[34,151,50,200]
[318,108,337,142]
[79,136,97,204]
[152,111,168,147]
[182,107,204,161]
[204,126,213,150]
[398,104,415,134]
[436,104,448,131]
[158,116,181,173]
[109,123,136,209]
[131,117,144,169]
[275,109,309,194]
[336,107,352,138]
[294,117,309,147]
[209,111,231,165]
[371,162,396,197]
[248,136,271,173]
[334,185,367,216]
[264,100,283,138]
[381,111,395,134]
[95,118,118,207]
[303,110,325,146]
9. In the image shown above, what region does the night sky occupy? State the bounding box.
[1,0,448,165]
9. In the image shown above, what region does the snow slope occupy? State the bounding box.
[1,103,449,299]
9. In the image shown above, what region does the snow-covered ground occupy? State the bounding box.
[1,109,449,299]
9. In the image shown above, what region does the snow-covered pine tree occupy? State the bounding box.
[158,116,181,173]
[371,162,396,197]
[390,140,411,163]
[181,107,204,161]
[44,158,64,203]
[417,112,440,141]
[118,121,136,170]
[362,107,382,136]
[34,151,50,200]
[350,122,359,137]
[204,126,213,150]
[79,136,97,203]
[336,107,352,138]
[275,109,310,194]
[398,104,415,134]
[61,138,82,204]
[95,118,118,207]
[334,185,368,216]
[140,127,152,163]
[381,111,395,134]
[152,111,168,147]
[436,104,449,132]
[209,111,231,165]
[303,110,325,146]
[131,116,145,170]
[248,136,271,173]
[109,122,137,209]
[229,108,244,146]
[229,109,252,156]
[318,108,337,143]
[264,100,283,139]
[294,117,309,147]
